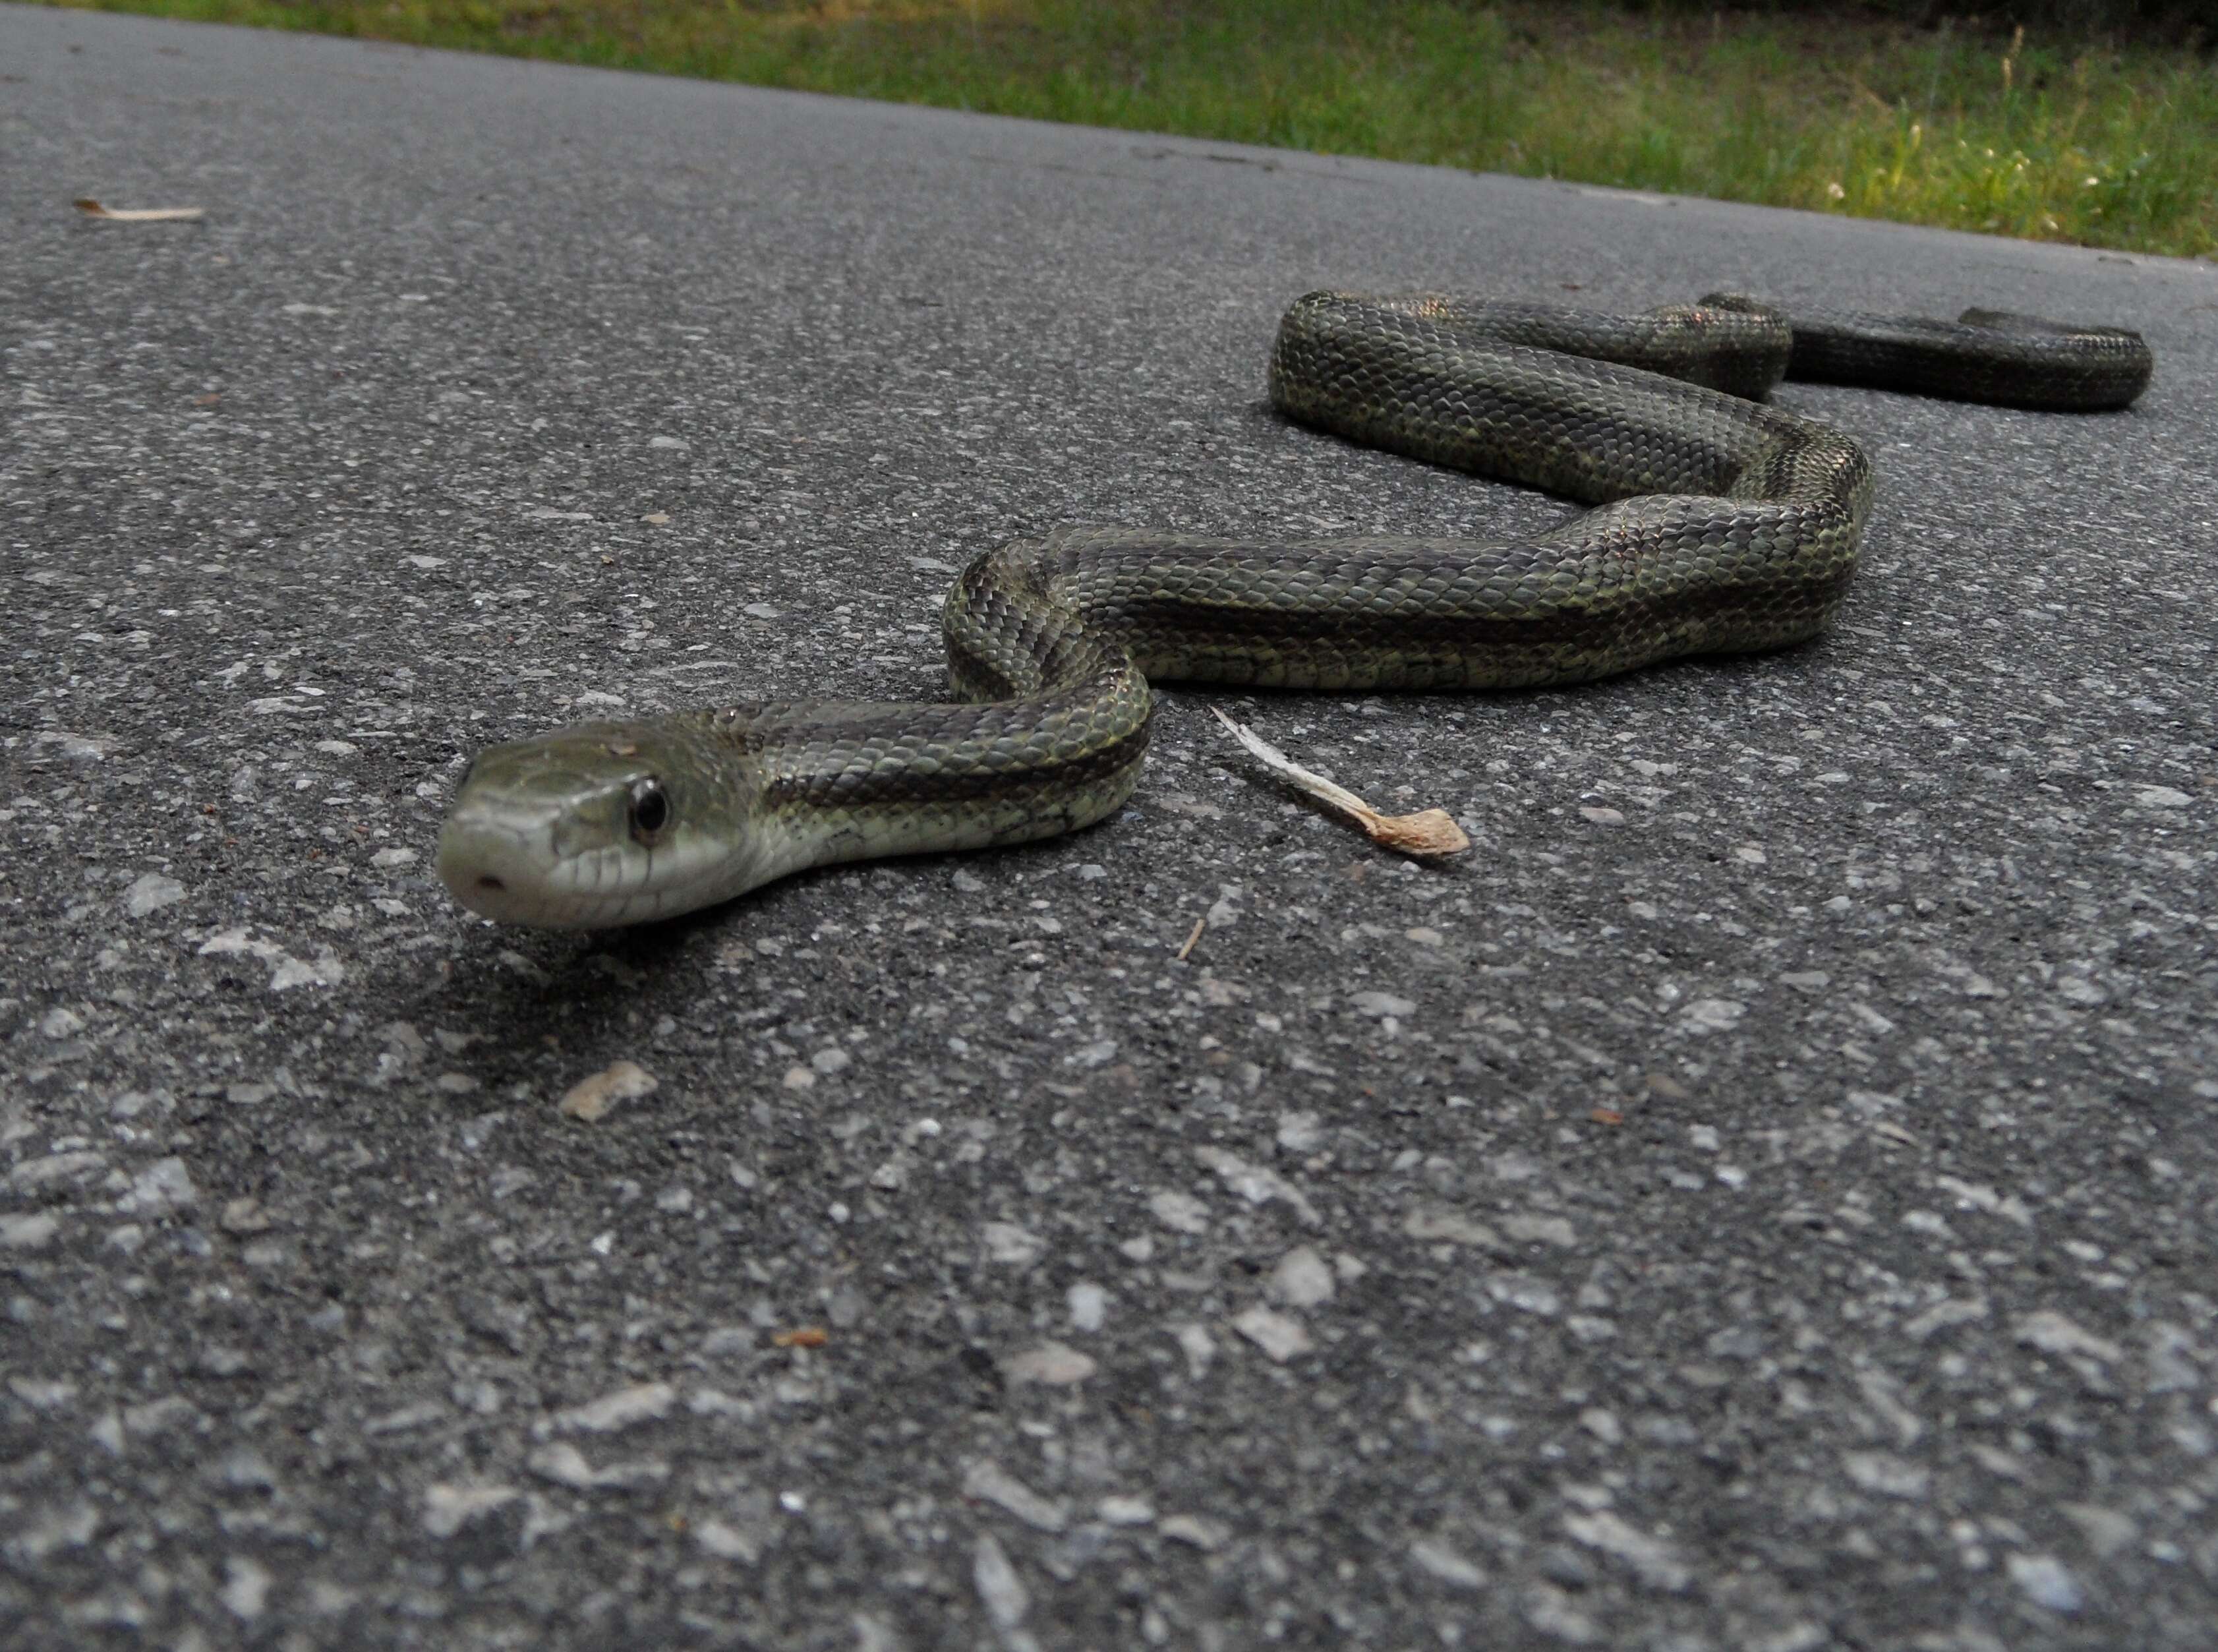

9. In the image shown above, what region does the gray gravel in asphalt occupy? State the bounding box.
[4,6,2217,1647]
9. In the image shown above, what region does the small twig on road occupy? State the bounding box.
[74,197,204,222]
[1211,707,1471,858]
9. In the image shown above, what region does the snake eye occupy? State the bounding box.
[627,777,671,846]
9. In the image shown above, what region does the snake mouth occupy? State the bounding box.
[438,804,750,929]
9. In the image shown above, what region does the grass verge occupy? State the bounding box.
[41,0,2218,258]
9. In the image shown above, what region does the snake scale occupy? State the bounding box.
[437,291,2151,929]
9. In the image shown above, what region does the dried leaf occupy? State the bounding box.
[1211,708,1470,857]
[771,1326,829,1349]
[74,198,206,223]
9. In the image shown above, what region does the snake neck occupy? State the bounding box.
[700,610,1155,881]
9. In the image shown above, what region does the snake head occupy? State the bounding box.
[438,720,767,929]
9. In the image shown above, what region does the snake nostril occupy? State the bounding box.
[477,875,507,893]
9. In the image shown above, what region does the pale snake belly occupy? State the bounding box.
[436,291,2151,929]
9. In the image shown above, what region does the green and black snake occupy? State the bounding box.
[436,291,2151,929]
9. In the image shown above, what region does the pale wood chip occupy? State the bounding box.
[558,1059,658,1121]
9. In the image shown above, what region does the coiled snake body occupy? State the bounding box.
[438,292,2150,929]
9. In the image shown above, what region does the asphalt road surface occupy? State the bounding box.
[5,7,2216,1647]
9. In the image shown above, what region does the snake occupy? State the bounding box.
[436,291,2151,929]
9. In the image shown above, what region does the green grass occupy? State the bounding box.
[44,0,2218,257]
